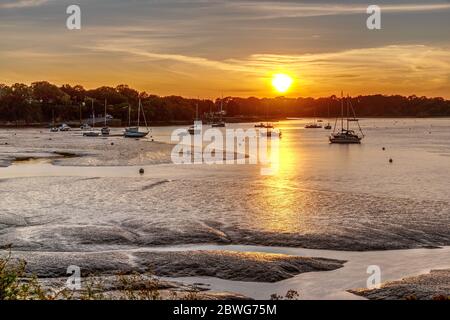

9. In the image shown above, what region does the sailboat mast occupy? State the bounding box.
[347,95,350,131]
[104,99,107,127]
[92,99,95,129]
[196,102,199,121]
[128,105,131,127]
[137,99,141,129]
[340,91,344,130]
[220,96,223,122]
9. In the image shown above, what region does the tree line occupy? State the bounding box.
[0,81,449,125]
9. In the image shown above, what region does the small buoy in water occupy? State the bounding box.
[382,147,386,151]
[151,139,154,142]
[389,158,393,163]
[111,142,114,146]
[139,168,145,175]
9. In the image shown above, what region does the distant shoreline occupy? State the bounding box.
[2,116,450,128]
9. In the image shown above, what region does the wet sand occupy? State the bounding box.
[1,126,450,299]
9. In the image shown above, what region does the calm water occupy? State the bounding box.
[1,119,449,250]
[3,118,450,201]
[147,118,450,202]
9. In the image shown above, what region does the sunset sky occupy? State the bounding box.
[1,0,450,98]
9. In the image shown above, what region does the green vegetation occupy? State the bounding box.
[270,290,300,300]
[0,82,449,126]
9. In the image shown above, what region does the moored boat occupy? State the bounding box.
[124,99,150,138]
[329,92,364,144]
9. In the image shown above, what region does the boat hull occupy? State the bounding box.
[124,131,149,138]
[329,136,362,144]
[101,127,110,135]
[83,132,100,137]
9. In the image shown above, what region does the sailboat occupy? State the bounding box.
[83,99,100,137]
[124,99,150,138]
[324,101,332,130]
[212,97,226,127]
[254,102,275,129]
[305,105,322,128]
[101,99,110,136]
[188,102,202,135]
[329,93,364,144]
[50,109,58,132]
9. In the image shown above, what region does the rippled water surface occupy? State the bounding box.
[0,119,449,251]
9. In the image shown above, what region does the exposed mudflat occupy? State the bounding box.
[0,176,449,252]
[1,122,450,300]
[7,250,344,282]
[0,129,174,167]
[349,269,450,300]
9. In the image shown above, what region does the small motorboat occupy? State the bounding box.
[59,123,71,131]
[324,124,332,130]
[305,123,322,129]
[260,128,282,138]
[211,121,225,128]
[188,125,202,135]
[50,127,59,132]
[101,127,111,136]
[83,130,100,137]
[80,123,92,130]
[254,122,274,129]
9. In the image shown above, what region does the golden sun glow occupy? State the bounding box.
[272,74,293,93]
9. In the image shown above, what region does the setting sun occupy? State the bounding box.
[272,74,293,93]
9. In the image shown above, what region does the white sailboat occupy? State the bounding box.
[212,96,226,127]
[124,98,149,138]
[305,105,322,128]
[83,99,100,137]
[188,102,202,135]
[324,101,332,130]
[101,99,110,136]
[329,93,364,144]
[50,109,58,132]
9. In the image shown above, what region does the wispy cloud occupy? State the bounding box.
[225,2,450,20]
[86,41,450,96]
[0,0,49,9]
